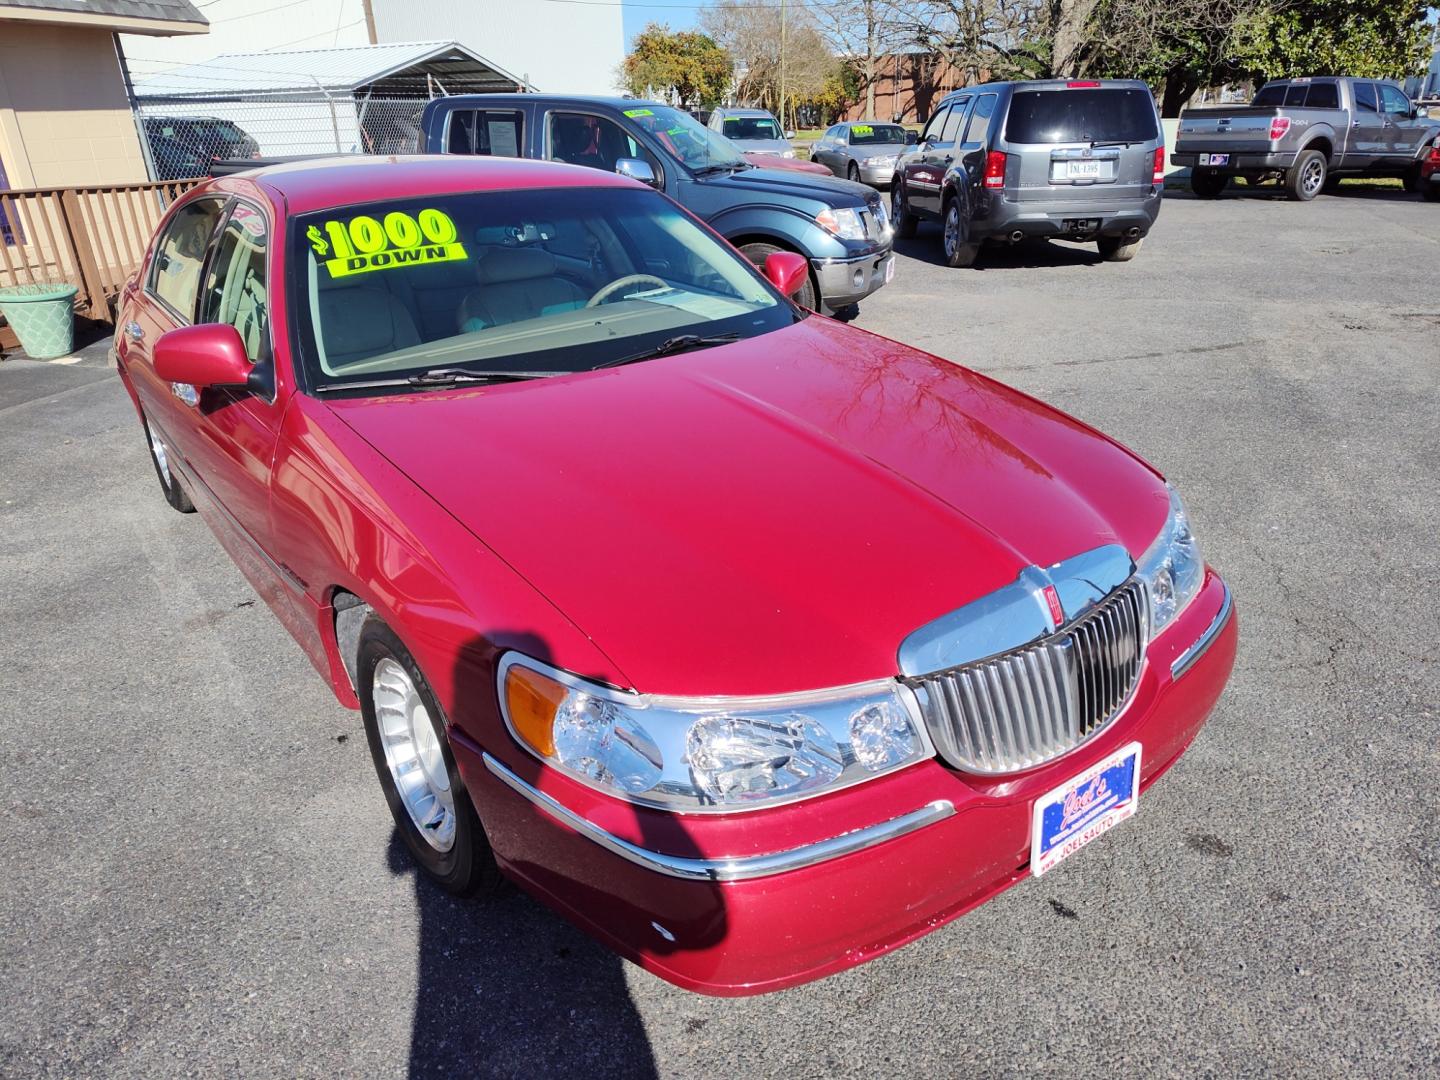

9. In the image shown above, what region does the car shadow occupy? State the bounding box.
[894,230,1103,271]
[391,627,731,1077]
[1164,183,1423,203]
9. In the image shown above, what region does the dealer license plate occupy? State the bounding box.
[1030,742,1142,876]
[1068,160,1101,179]
[1199,153,1230,166]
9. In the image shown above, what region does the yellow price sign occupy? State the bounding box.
[852,124,874,136]
[306,208,467,278]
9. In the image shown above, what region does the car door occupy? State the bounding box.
[178,197,290,580]
[1349,81,1386,164]
[904,104,956,218]
[1379,83,1424,157]
[811,126,838,173]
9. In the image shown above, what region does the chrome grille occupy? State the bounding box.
[910,581,1147,774]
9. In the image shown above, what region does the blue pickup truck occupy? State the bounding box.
[417,95,895,312]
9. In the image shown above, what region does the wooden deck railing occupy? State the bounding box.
[0,179,198,349]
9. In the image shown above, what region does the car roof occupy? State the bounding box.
[940,78,1148,100]
[719,108,776,118]
[231,155,638,216]
[434,94,664,111]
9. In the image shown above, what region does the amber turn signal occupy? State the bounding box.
[503,665,568,758]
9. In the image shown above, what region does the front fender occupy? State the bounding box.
[704,203,851,260]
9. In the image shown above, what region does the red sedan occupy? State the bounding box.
[116,156,1236,995]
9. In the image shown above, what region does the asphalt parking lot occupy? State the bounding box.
[3,189,1438,1079]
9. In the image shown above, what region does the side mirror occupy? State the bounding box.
[153,323,253,391]
[784,130,796,140]
[906,130,920,144]
[1417,105,1430,119]
[615,157,659,188]
[762,250,809,298]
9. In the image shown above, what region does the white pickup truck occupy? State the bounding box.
[1172,77,1439,201]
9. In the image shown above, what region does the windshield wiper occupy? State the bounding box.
[406,367,558,386]
[1089,140,1135,148]
[694,162,745,176]
[593,333,741,370]
[315,368,559,393]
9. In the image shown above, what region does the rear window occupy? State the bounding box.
[1003,88,1158,144]
[1253,85,1285,107]
[1252,82,1338,109]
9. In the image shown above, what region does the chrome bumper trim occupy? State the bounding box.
[481,752,954,882]
[1170,583,1233,680]
[812,248,891,267]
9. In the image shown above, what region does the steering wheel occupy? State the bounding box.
[585,274,668,308]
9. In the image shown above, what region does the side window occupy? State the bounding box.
[150,197,225,320]
[448,109,523,156]
[1354,82,1379,112]
[963,94,998,145]
[940,101,968,143]
[1379,84,1410,116]
[920,106,950,143]
[199,203,269,364]
[1305,82,1339,109]
[547,111,659,175]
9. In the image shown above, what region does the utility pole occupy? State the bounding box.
[779,0,787,130]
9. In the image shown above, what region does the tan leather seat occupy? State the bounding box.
[316,281,420,369]
[456,248,588,333]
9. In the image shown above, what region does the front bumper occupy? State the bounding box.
[811,248,893,308]
[857,163,896,188]
[457,569,1236,996]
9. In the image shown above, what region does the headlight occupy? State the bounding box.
[814,206,868,240]
[500,657,933,811]
[1136,484,1205,639]
[782,150,796,159]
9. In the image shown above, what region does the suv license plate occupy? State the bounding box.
[1200,153,1230,166]
[1030,742,1142,876]
[1068,160,1101,179]
[1062,218,1101,233]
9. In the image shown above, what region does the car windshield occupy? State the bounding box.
[290,186,796,391]
[723,116,783,141]
[848,124,907,146]
[621,105,748,171]
[1004,88,1159,144]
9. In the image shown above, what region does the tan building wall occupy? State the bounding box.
[0,22,149,189]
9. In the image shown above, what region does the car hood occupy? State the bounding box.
[328,318,1167,696]
[728,138,792,155]
[699,164,875,207]
[850,142,909,158]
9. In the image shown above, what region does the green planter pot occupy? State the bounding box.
[0,282,78,360]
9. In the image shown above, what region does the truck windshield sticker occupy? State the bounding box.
[307,209,467,279]
[623,108,654,118]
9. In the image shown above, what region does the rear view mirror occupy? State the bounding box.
[615,157,659,188]
[153,324,254,391]
[762,250,809,298]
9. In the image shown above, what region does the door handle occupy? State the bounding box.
[125,321,144,342]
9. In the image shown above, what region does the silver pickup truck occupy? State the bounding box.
[1173,77,1439,201]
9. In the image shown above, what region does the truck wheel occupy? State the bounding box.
[739,242,818,310]
[891,181,917,238]
[1190,170,1229,198]
[358,615,502,897]
[1286,149,1326,201]
[941,199,979,268]
[1098,236,1143,262]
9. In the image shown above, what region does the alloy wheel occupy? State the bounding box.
[944,204,960,257]
[1302,158,1325,198]
[372,657,456,852]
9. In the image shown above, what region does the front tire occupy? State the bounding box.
[847,162,861,183]
[1190,169,1229,198]
[1098,236,1143,262]
[142,414,195,513]
[891,181,917,238]
[941,198,979,268]
[1286,149,1326,201]
[358,616,501,896]
[738,241,818,310]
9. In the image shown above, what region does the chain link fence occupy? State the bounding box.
[133,92,435,180]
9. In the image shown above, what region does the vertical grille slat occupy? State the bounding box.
[912,579,1146,774]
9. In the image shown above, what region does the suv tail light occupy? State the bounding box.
[1153,146,1165,184]
[1066,81,1101,88]
[1428,144,1440,164]
[1269,117,1291,141]
[984,150,1008,189]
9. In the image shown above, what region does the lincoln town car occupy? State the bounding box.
[115,156,1236,995]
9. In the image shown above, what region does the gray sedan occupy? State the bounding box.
[810,122,916,187]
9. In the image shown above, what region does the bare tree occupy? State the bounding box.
[702,1,840,124]
[894,0,1049,87]
[807,0,909,120]
[1049,0,1103,77]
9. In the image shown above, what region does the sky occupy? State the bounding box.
[622,0,703,48]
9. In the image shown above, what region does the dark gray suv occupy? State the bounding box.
[892,79,1165,267]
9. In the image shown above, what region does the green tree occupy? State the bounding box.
[621,24,734,108]
[1233,0,1431,81]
